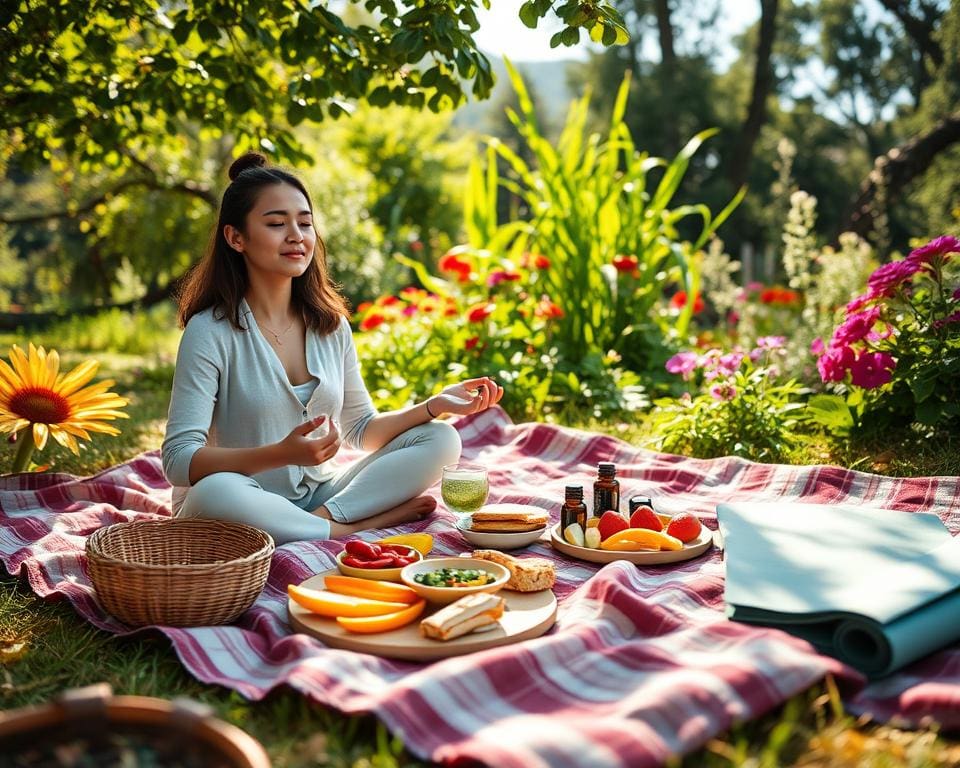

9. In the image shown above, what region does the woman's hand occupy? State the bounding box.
[430,377,504,417]
[276,416,341,466]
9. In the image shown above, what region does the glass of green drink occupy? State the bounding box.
[441,463,489,516]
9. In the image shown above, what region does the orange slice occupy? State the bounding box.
[287,584,410,617]
[599,528,683,552]
[323,575,419,604]
[336,599,427,634]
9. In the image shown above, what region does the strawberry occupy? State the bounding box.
[629,506,663,532]
[597,510,630,542]
[666,513,702,543]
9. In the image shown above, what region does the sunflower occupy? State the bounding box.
[0,343,129,472]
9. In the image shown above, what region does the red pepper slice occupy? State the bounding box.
[344,540,381,560]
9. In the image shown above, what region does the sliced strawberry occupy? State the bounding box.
[629,506,663,532]
[665,513,702,543]
[597,510,630,542]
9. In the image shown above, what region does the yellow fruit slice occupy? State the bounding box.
[599,528,684,552]
[585,518,601,529]
[336,599,426,634]
[288,584,411,617]
[563,523,585,547]
[376,533,434,556]
[322,575,419,604]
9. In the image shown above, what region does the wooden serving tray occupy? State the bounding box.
[288,571,558,661]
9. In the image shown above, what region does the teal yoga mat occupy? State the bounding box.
[717,502,960,677]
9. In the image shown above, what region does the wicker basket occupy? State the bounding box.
[0,684,271,767]
[86,519,275,627]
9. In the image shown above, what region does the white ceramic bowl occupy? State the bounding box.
[400,557,511,604]
[455,517,547,550]
[336,547,423,583]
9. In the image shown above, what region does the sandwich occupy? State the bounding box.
[469,509,549,533]
[420,593,506,641]
[471,550,556,593]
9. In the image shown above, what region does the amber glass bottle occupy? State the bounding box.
[560,485,588,531]
[593,462,620,517]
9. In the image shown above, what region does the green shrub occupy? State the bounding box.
[648,341,808,461]
[22,303,180,356]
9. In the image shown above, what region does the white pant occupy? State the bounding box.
[177,421,461,544]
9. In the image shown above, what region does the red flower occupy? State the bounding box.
[520,252,550,270]
[465,336,480,350]
[360,312,386,331]
[670,291,705,314]
[439,251,471,282]
[467,303,495,323]
[535,297,564,319]
[612,254,639,273]
[759,287,801,306]
[356,301,373,313]
[377,295,399,306]
[410,240,424,252]
[487,270,522,287]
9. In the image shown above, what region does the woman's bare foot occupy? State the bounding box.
[321,496,437,538]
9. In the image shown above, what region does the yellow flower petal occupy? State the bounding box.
[49,426,80,455]
[32,422,49,451]
[55,359,99,396]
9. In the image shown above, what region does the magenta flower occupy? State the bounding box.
[908,236,960,266]
[932,311,960,330]
[709,382,737,401]
[665,351,699,380]
[817,344,855,383]
[867,259,923,297]
[832,306,881,346]
[810,337,825,356]
[756,336,786,349]
[718,352,744,374]
[846,294,876,313]
[849,351,896,389]
[953,287,960,300]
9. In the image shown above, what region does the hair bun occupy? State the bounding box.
[228,152,267,181]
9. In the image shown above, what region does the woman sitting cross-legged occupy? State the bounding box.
[161,152,503,545]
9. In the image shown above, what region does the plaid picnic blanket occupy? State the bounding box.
[2,407,959,767]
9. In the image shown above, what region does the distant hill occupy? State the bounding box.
[451,55,579,135]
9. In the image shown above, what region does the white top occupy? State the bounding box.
[291,378,319,406]
[161,299,377,511]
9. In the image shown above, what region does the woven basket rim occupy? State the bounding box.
[86,519,274,572]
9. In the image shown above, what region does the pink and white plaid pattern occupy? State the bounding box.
[2,408,959,767]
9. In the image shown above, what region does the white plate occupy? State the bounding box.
[456,503,549,550]
[549,523,714,565]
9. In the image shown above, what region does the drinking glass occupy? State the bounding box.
[441,463,489,516]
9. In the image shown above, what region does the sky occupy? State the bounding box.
[473,2,761,64]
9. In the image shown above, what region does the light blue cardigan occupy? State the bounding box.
[161,299,377,512]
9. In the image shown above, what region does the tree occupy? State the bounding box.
[729,0,780,191]
[1,0,627,172]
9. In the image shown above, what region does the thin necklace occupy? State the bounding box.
[257,317,296,346]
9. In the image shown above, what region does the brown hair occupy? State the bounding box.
[176,152,349,334]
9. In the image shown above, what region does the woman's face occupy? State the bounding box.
[225,183,316,281]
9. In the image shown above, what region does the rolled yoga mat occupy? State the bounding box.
[717,501,960,677]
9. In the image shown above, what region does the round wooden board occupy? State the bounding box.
[549,524,714,565]
[288,571,558,661]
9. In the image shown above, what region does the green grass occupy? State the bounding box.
[1,349,959,766]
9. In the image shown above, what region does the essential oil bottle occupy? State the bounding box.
[593,462,620,517]
[561,485,588,531]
